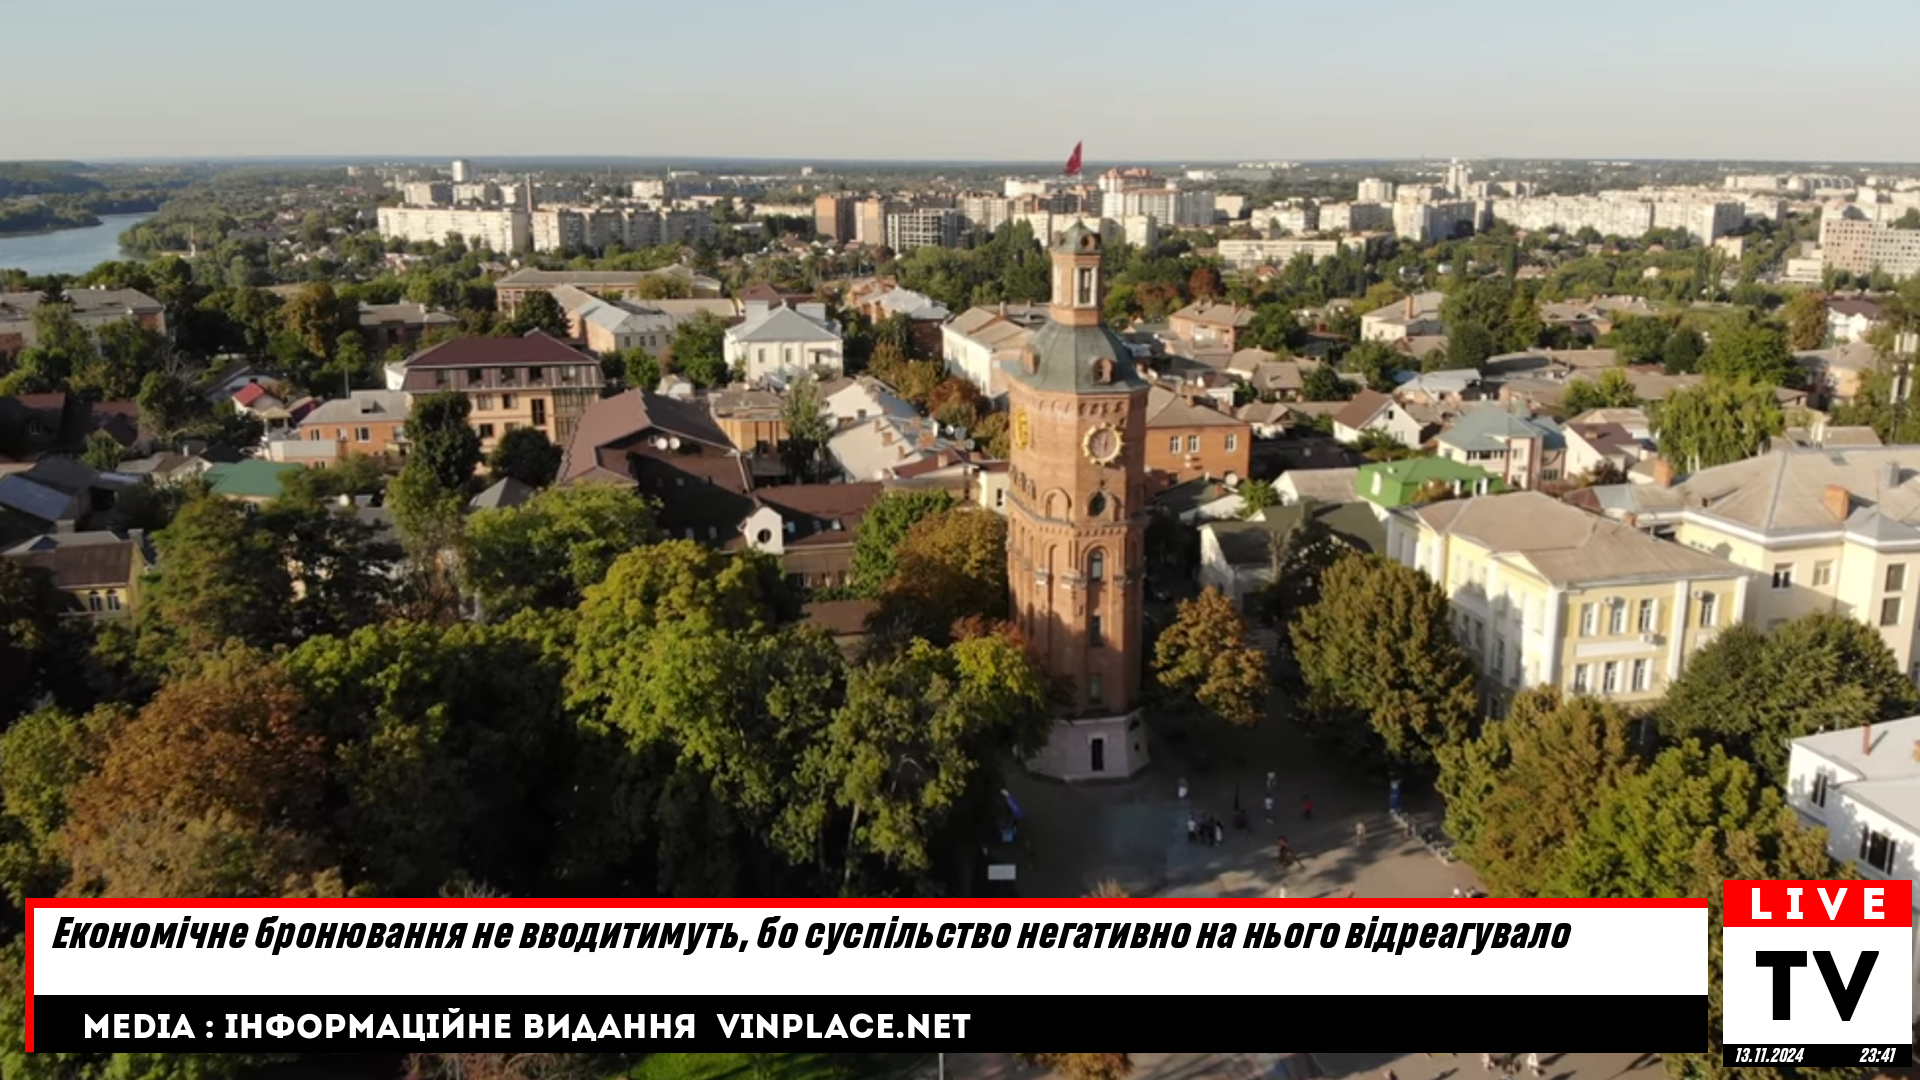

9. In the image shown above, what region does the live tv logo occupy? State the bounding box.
[1723,880,1914,1047]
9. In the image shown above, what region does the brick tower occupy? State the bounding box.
[1004,222,1152,780]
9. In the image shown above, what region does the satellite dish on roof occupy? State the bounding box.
[668,437,682,450]
[652,436,668,449]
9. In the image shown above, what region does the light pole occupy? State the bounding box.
[939,1055,946,1080]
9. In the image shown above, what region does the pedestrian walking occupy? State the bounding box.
[1213,820,1225,845]
[1354,820,1367,840]
[1452,886,1464,898]
[1481,1054,1494,1073]
[1526,1054,1541,1077]
[1263,794,1275,823]
[1186,813,1199,844]
[1266,770,1276,791]
[1178,777,1189,800]
[1384,1070,1398,1080]
[1301,795,1314,821]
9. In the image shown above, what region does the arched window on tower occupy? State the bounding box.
[1091,358,1112,384]
[1088,550,1105,582]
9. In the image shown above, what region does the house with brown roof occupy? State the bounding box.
[1330,389,1434,448]
[0,289,167,355]
[940,303,1047,397]
[493,267,722,316]
[733,481,886,590]
[400,330,606,451]
[1144,386,1251,489]
[1827,297,1888,344]
[1564,420,1650,478]
[293,390,412,462]
[359,301,457,353]
[559,388,752,543]
[1167,301,1256,353]
[2,530,151,617]
[802,598,879,655]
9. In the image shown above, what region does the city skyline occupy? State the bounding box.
[11,0,1920,163]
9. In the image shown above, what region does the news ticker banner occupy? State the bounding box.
[1722,879,1916,1068]
[29,898,1707,1052]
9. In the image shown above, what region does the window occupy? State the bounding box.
[1882,597,1903,627]
[1089,615,1104,648]
[1168,436,1181,453]
[1699,592,1718,627]
[1637,599,1656,633]
[106,592,122,612]
[1572,664,1590,693]
[309,429,322,441]
[87,592,103,613]
[1088,551,1105,581]
[355,427,370,443]
[1631,658,1650,692]
[474,395,494,411]
[1186,435,1200,453]
[1472,618,1484,650]
[1608,601,1627,635]
[1812,560,1834,587]
[1889,564,1908,592]
[467,368,483,385]
[1771,563,1793,589]
[1860,828,1895,873]
[1075,267,1095,306]
[1492,636,1506,675]
[1601,661,1619,695]
[1088,673,1104,706]
[1579,603,1597,636]
[1811,771,1829,808]
[478,423,496,439]
[502,394,517,410]
[1225,433,1238,452]
[1510,646,1523,686]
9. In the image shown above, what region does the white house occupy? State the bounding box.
[1827,298,1888,345]
[1360,292,1445,343]
[1331,389,1431,448]
[1785,717,1920,1019]
[939,304,1044,398]
[724,301,844,384]
[823,375,916,426]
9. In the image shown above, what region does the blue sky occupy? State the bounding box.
[10,0,1920,163]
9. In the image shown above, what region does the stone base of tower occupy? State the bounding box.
[1023,710,1149,782]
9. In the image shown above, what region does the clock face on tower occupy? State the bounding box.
[1083,423,1122,466]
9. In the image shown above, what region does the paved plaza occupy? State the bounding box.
[1002,699,1481,899]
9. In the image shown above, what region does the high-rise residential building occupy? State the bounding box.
[1357,178,1397,203]
[1005,223,1152,781]
[854,199,890,245]
[1392,200,1483,243]
[1102,188,1214,227]
[450,159,471,184]
[813,194,855,242]
[402,181,452,207]
[376,207,531,253]
[1317,202,1393,234]
[884,208,963,252]
[960,195,1014,234]
[1444,162,1471,198]
[1820,218,1920,280]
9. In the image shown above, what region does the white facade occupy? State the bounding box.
[376,206,531,253]
[724,303,844,384]
[1392,200,1482,242]
[1357,178,1397,203]
[1821,218,1920,280]
[450,159,471,184]
[1217,238,1361,271]
[1103,188,1214,228]
[1784,718,1920,1019]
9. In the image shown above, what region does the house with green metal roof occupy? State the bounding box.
[1355,456,1506,510]
[202,460,306,505]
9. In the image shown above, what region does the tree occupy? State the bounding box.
[280,282,358,362]
[1559,367,1639,415]
[1238,479,1278,517]
[875,506,1010,641]
[849,490,956,597]
[1653,380,1783,472]
[1016,1057,1134,1080]
[1256,506,1353,635]
[620,347,661,390]
[831,635,1049,879]
[0,560,71,724]
[1604,314,1670,365]
[488,426,563,488]
[134,370,196,439]
[462,484,660,617]
[1662,326,1705,374]
[407,391,483,490]
[1435,688,1640,898]
[1300,362,1352,402]
[1153,587,1271,726]
[781,372,832,482]
[60,649,332,897]
[1659,614,1920,786]
[670,310,729,387]
[1187,266,1222,300]
[1443,319,1497,370]
[926,377,988,430]
[78,430,124,471]
[1290,552,1479,766]
[1701,316,1794,386]
[507,290,571,338]
[1781,292,1828,350]
[0,705,119,905]
[636,274,693,300]
[137,496,294,670]
[261,493,403,641]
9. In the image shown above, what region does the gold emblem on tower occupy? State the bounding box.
[1012,408,1032,451]
[1083,423,1122,466]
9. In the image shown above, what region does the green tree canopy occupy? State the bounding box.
[1560,367,1639,415]
[1289,552,1479,765]
[1701,316,1795,386]
[1153,586,1271,726]
[462,484,660,617]
[487,426,563,488]
[849,489,956,597]
[1652,379,1783,472]
[670,310,729,387]
[406,391,483,491]
[137,496,295,672]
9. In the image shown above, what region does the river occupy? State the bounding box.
[0,213,156,276]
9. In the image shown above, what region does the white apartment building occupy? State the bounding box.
[884,208,963,252]
[1784,718,1920,1019]
[1217,238,1359,271]
[724,301,844,384]
[1254,204,1318,235]
[1491,193,1744,241]
[1393,200,1482,243]
[452,183,500,206]
[1650,199,1745,242]
[1821,218,1920,280]
[403,181,452,207]
[940,303,1047,398]
[376,206,531,253]
[1357,178,1397,203]
[1318,202,1393,234]
[961,195,1014,234]
[450,159,471,184]
[1103,188,1215,227]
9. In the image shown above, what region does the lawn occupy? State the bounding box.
[612,1054,929,1080]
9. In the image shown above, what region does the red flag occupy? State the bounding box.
[1064,142,1082,176]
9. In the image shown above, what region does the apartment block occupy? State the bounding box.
[1102,188,1215,228]
[884,208,963,252]
[376,206,531,253]
[403,181,452,207]
[1317,202,1393,234]
[399,331,606,451]
[1820,218,1920,280]
[814,194,855,242]
[1357,178,1397,203]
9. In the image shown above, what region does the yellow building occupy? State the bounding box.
[1604,446,1920,683]
[1389,491,1752,708]
[1,531,151,618]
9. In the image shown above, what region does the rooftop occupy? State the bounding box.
[301,390,411,427]
[1146,387,1246,429]
[403,330,592,370]
[1793,716,1920,828]
[203,460,306,501]
[1414,490,1748,587]
[1206,500,1384,568]
[558,388,735,483]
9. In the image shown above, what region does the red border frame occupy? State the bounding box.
[23,896,1708,1052]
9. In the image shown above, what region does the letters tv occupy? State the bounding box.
[1722,880,1915,1048]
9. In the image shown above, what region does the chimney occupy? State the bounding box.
[1885,461,1902,489]
[1651,458,1675,488]
[1404,294,1415,319]
[1864,722,1874,756]
[1823,484,1852,522]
